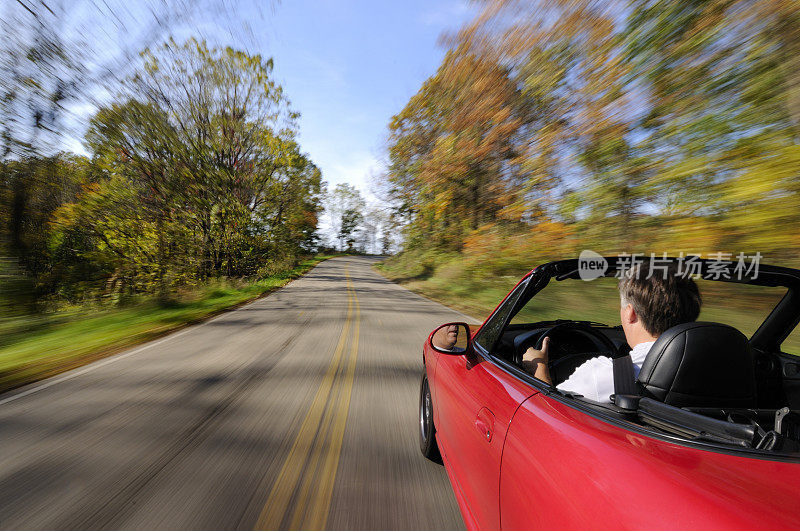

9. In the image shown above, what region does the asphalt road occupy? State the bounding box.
[0,256,473,530]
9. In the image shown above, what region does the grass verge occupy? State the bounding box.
[0,255,332,393]
[374,251,522,323]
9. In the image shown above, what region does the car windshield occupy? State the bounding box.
[509,276,787,342]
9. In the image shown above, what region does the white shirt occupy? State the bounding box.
[556,341,654,403]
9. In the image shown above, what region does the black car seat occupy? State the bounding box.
[637,322,757,408]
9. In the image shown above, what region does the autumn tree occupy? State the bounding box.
[52,39,322,298]
[385,0,800,272]
[387,46,542,251]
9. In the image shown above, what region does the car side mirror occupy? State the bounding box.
[429,322,472,354]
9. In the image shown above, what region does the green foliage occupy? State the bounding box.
[339,209,363,251]
[1,38,323,312]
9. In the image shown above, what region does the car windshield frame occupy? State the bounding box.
[473,274,532,353]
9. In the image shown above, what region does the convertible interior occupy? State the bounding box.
[494,258,800,456]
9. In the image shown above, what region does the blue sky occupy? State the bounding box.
[252,0,478,199]
[66,0,478,201]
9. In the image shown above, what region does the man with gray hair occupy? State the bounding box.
[522,264,702,403]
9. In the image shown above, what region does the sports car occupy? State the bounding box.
[419,256,800,530]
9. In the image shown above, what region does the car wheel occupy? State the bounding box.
[419,372,442,462]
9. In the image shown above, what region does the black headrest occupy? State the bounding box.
[637,322,756,408]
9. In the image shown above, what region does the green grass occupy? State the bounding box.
[0,255,333,392]
[376,254,800,355]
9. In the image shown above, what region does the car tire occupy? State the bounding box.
[419,371,442,463]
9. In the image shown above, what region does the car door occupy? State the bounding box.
[499,393,632,530]
[499,391,800,530]
[434,277,537,530]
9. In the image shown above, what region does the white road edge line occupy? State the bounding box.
[388,282,482,324]
[0,327,195,406]
[0,279,298,407]
[369,261,482,324]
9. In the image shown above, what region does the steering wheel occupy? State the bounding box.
[514,322,618,373]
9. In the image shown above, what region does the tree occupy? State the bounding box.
[339,209,363,252]
[1,1,277,310]
[384,0,800,271]
[325,183,366,251]
[51,39,322,298]
[0,154,89,310]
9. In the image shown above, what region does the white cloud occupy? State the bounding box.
[419,1,476,27]
[325,151,382,201]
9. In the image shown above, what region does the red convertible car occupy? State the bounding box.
[419,257,800,530]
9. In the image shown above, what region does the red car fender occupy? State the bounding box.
[434,353,539,530]
[425,324,482,429]
[423,334,441,427]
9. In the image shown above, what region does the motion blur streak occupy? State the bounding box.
[0,257,465,529]
[257,268,360,530]
[381,0,800,298]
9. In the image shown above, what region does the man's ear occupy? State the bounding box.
[622,303,638,325]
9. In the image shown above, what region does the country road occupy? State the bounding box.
[0,256,475,530]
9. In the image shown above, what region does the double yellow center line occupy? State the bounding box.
[256,268,360,530]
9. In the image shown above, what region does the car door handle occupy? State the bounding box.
[475,407,495,442]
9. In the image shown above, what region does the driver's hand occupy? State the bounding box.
[522,337,552,384]
[523,337,550,364]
